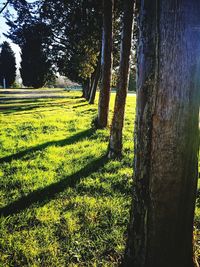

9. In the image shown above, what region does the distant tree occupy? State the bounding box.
[95,0,113,128]
[88,54,101,104]
[40,0,102,97]
[8,0,122,97]
[19,23,54,88]
[128,71,136,92]
[5,1,55,88]
[108,0,134,157]
[50,75,75,89]
[88,0,123,104]
[123,0,200,266]
[0,41,16,88]
[57,40,100,98]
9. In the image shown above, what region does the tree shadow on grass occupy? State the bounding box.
[72,103,89,109]
[0,104,49,114]
[0,95,83,102]
[0,89,70,95]
[0,99,86,114]
[0,155,108,217]
[0,128,95,164]
[0,99,41,105]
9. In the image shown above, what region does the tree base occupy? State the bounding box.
[88,99,94,104]
[107,146,122,159]
[91,116,107,129]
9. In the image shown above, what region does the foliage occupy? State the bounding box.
[0,41,16,88]
[5,0,124,89]
[19,22,54,88]
[40,0,123,87]
[12,81,21,89]
[40,0,102,86]
[5,1,55,88]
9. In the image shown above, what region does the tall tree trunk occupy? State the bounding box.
[89,56,101,104]
[87,70,96,101]
[82,79,90,100]
[96,0,113,128]
[108,0,134,158]
[81,83,87,98]
[85,77,91,101]
[123,1,200,267]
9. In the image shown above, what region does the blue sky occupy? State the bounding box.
[0,0,36,69]
[0,1,21,68]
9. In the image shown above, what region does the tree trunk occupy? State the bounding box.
[108,0,134,158]
[82,79,90,100]
[85,77,91,101]
[96,0,113,128]
[123,1,200,267]
[81,82,87,98]
[86,71,96,102]
[89,56,101,104]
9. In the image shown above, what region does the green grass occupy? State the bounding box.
[0,90,199,266]
[0,91,135,266]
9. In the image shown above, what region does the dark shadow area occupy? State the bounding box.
[80,108,96,114]
[0,95,82,101]
[8,109,66,116]
[1,87,40,90]
[0,90,65,95]
[0,99,80,107]
[72,103,89,109]
[0,99,86,114]
[0,99,42,106]
[0,104,49,114]
[0,128,95,164]
[0,155,108,217]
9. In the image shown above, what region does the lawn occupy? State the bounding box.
[0,89,199,266]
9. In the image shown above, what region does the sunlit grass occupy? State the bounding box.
[0,89,199,266]
[0,90,135,266]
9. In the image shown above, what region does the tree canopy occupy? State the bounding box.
[0,41,16,88]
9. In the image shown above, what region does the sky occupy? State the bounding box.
[0,1,21,70]
[0,0,35,70]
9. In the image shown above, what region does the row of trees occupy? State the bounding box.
[3,0,136,91]
[4,0,132,92]
[0,1,54,88]
[98,1,200,266]
[2,0,135,155]
[0,37,52,89]
[3,0,100,88]
[2,0,131,154]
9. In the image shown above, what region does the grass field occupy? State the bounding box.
[0,89,199,266]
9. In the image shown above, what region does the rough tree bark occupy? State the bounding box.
[108,0,134,158]
[123,1,200,267]
[96,0,113,128]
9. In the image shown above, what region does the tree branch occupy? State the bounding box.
[0,0,10,14]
